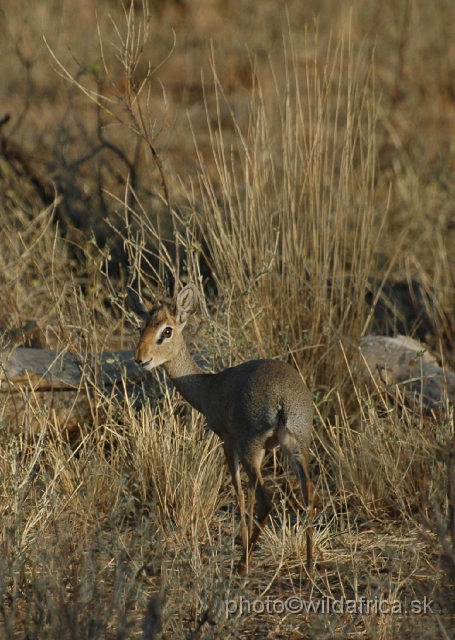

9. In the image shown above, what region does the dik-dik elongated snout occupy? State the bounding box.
[134,349,151,368]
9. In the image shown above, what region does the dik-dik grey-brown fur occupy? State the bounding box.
[128,283,314,575]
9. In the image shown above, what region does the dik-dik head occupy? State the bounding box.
[127,284,198,371]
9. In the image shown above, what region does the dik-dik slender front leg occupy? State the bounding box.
[223,440,248,556]
[237,450,273,576]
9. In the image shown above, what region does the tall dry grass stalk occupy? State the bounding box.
[187,35,382,386]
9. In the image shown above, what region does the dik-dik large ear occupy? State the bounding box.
[175,283,198,326]
[127,286,150,322]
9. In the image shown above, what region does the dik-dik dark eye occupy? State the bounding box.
[156,326,174,345]
[157,326,173,345]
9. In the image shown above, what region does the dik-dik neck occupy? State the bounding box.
[163,339,209,415]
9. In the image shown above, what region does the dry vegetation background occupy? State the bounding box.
[1,0,455,638]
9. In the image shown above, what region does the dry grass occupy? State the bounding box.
[1,0,455,638]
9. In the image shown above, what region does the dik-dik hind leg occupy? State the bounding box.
[280,434,313,573]
[297,454,313,574]
[238,450,272,576]
[223,440,248,553]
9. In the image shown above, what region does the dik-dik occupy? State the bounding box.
[128,283,313,575]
